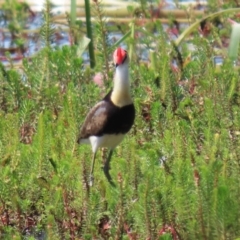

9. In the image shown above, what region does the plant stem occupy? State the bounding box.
[70,0,76,24]
[94,0,109,78]
[129,21,135,62]
[84,0,95,68]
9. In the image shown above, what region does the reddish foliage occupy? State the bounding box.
[124,223,138,240]
[141,103,151,123]
[118,172,123,183]
[98,215,111,238]
[61,190,83,239]
[194,169,200,187]
[0,206,39,236]
[159,224,178,240]
[19,123,35,144]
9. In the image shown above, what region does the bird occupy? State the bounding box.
[77,47,135,186]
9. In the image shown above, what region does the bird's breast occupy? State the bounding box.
[89,134,125,152]
[103,103,135,135]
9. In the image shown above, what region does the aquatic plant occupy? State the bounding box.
[1,0,240,239]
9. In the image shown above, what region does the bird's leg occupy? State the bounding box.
[89,152,96,186]
[103,150,116,187]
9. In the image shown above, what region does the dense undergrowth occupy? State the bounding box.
[1,0,240,239]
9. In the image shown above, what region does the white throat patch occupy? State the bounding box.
[111,62,132,107]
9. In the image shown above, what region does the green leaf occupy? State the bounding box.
[76,36,91,57]
[228,23,240,60]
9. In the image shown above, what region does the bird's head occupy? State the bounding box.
[113,47,128,67]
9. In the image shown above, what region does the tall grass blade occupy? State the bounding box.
[228,23,240,60]
[129,22,135,61]
[112,30,131,49]
[175,8,240,46]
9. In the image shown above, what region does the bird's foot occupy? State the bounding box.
[89,174,94,187]
[102,161,110,177]
[102,163,116,187]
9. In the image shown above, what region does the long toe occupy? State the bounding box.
[102,163,116,187]
[89,174,94,187]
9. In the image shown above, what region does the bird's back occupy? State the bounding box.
[78,91,135,143]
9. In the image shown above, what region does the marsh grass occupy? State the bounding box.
[1,1,240,239]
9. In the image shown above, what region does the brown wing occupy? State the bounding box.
[77,101,111,142]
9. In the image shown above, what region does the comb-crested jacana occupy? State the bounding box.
[77,47,135,186]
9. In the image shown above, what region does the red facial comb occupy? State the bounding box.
[113,47,126,65]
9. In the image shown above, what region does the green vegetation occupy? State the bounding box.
[1,0,240,239]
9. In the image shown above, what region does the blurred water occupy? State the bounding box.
[17,0,207,12]
[0,0,222,68]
